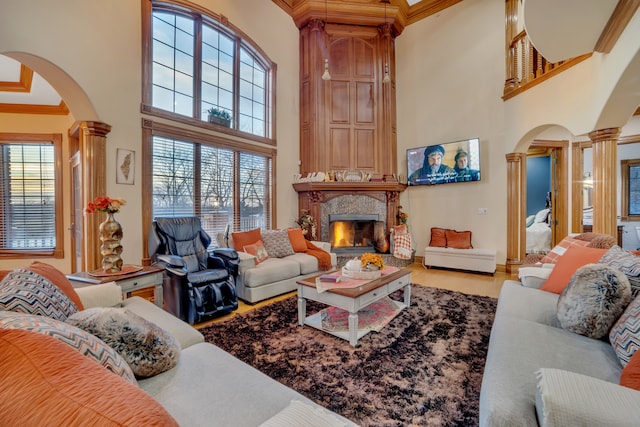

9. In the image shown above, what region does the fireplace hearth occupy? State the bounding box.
[329,214,384,255]
[292,181,407,253]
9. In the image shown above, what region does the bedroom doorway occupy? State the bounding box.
[525,140,569,254]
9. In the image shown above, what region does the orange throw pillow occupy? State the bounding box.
[445,229,473,249]
[243,240,269,264]
[0,328,178,426]
[540,246,608,294]
[540,237,590,264]
[288,228,308,253]
[231,228,261,251]
[0,270,9,281]
[28,262,84,311]
[621,350,640,390]
[429,228,447,247]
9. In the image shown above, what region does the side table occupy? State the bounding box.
[67,266,164,308]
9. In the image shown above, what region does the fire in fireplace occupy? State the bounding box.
[329,214,384,255]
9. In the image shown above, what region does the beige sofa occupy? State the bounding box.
[79,283,356,426]
[216,232,337,304]
[0,275,356,427]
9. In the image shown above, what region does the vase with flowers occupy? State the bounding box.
[85,196,126,273]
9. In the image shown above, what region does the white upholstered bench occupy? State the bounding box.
[423,246,497,274]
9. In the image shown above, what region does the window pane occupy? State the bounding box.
[152,10,195,114]
[630,165,640,215]
[0,143,56,249]
[239,153,270,231]
[200,146,234,238]
[152,137,195,218]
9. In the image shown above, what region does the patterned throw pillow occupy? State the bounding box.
[244,240,270,264]
[0,268,78,321]
[0,311,136,384]
[540,237,590,264]
[610,294,640,367]
[556,264,631,339]
[67,307,180,378]
[599,246,640,296]
[261,229,295,258]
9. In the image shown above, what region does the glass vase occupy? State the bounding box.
[99,212,123,273]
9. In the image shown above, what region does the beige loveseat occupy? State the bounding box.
[0,266,356,426]
[216,228,337,304]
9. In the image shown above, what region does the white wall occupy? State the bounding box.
[395,0,508,262]
[0,0,300,271]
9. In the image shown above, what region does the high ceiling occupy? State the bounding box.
[0,0,630,116]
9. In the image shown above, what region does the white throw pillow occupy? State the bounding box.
[534,208,550,223]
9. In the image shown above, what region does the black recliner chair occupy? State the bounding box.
[148,216,239,324]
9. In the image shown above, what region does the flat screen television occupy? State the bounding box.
[407,137,481,186]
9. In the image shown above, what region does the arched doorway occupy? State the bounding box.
[1,52,108,272]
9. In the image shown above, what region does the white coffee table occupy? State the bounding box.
[296,268,411,347]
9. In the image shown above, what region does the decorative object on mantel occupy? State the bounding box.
[292,171,326,183]
[85,196,126,273]
[296,209,317,240]
[397,205,408,226]
[207,107,231,127]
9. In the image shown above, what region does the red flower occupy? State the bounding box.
[84,196,126,215]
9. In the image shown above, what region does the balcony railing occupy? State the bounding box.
[503,31,591,100]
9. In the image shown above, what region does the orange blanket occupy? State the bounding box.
[305,240,332,271]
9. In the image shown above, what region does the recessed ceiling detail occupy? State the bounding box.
[0,54,66,115]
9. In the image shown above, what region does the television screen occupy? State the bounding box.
[407,138,481,186]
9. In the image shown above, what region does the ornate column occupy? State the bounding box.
[71,121,111,271]
[506,152,526,274]
[588,128,620,238]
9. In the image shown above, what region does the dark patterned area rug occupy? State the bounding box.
[200,285,497,427]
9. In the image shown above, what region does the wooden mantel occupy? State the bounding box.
[293,181,407,240]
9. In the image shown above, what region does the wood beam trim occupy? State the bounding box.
[0,101,69,115]
[594,0,640,54]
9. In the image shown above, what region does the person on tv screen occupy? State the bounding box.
[453,149,480,182]
[408,145,456,185]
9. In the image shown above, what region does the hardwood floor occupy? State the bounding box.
[194,263,513,330]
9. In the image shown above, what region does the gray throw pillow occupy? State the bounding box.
[261,229,295,258]
[557,263,631,339]
[67,307,180,378]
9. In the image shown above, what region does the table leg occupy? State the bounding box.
[155,284,163,308]
[403,283,411,307]
[297,294,306,326]
[348,312,358,347]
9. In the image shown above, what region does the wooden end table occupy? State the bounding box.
[296,268,411,347]
[67,266,164,308]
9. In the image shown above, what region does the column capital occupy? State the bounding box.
[506,152,526,162]
[588,127,621,143]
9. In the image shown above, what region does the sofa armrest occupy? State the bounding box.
[75,281,123,309]
[309,241,331,253]
[536,368,640,427]
[518,266,554,289]
[237,250,257,271]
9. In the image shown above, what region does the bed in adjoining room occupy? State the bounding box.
[525,208,552,254]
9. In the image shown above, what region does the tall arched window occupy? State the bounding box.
[144,1,274,140]
[141,0,277,243]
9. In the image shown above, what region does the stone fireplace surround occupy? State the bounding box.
[292,181,407,255]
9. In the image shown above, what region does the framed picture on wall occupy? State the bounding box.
[116,149,135,185]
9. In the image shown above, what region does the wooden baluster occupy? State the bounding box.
[535,50,543,78]
[527,41,535,81]
[520,38,526,84]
